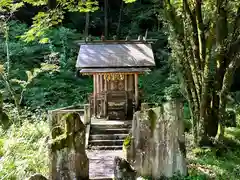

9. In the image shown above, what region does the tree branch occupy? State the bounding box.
[183,0,202,72]
[231,7,240,41]
[195,0,206,69]
[227,37,240,58]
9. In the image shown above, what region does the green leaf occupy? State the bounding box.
[26,71,33,82]
[123,0,136,3]
[39,38,49,44]
[0,64,4,74]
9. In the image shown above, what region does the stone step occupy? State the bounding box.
[89,139,124,146]
[89,134,128,140]
[91,123,131,129]
[90,128,130,134]
[90,177,112,180]
[88,145,122,150]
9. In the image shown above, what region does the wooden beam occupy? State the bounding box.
[75,39,158,45]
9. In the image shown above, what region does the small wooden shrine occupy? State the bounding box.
[76,39,156,120]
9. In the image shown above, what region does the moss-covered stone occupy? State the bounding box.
[147,109,158,135]
[49,112,89,179]
[130,101,187,178]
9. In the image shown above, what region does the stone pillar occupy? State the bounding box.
[49,112,89,180]
[84,104,90,125]
[126,100,187,178]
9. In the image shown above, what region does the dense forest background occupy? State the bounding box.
[0,0,180,110]
[1,0,239,111]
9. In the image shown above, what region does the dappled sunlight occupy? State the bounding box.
[187,127,240,179]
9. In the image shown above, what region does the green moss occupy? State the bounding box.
[50,112,82,152]
[123,134,132,148]
[148,108,160,134]
[50,133,68,151]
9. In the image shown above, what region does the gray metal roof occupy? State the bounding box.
[76,43,155,68]
[80,68,151,73]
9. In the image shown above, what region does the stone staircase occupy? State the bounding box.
[88,120,132,150]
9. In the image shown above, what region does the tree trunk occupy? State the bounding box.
[104,0,108,38]
[163,0,240,147]
[116,0,123,37]
[85,12,90,37]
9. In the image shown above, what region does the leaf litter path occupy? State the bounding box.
[86,150,123,179]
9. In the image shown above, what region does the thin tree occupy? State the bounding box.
[162,0,240,145]
[104,0,108,38]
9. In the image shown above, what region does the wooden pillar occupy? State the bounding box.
[104,77,107,117]
[100,75,104,116]
[104,76,107,91]
[100,75,104,92]
[93,74,97,116]
[125,74,128,91]
[110,80,114,90]
[99,74,101,93]
[134,73,139,109]
[128,74,133,91]
[96,74,100,94]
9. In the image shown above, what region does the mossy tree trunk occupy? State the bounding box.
[163,0,240,146]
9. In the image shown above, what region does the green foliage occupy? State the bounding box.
[0,0,99,42]
[224,109,237,127]
[0,110,49,179]
[123,134,132,148]
[0,20,60,116]
[140,69,181,104]
[0,21,92,110]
